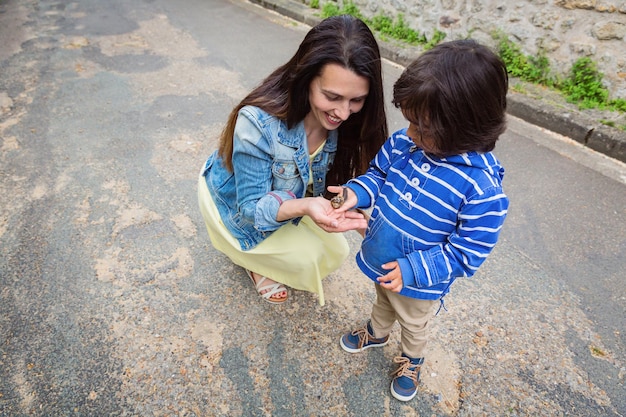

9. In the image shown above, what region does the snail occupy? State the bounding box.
[330,187,348,209]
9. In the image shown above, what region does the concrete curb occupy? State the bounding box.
[250,0,626,164]
[507,91,626,162]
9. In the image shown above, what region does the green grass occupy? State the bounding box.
[496,32,625,117]
[495,32,553,86]
[321,1,444,49]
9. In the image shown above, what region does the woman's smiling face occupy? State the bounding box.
[307,63,369,131]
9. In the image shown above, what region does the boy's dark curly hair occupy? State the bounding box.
[393,39,509,156]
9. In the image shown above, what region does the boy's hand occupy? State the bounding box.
[327,185,358,213]
[377,261,403,293]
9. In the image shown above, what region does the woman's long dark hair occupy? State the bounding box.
[217,15,388,186]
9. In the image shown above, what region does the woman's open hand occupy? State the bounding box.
[308,196,367,232]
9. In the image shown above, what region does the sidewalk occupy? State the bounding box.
[251,0,626,164]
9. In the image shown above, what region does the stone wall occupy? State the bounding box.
[302,0,626,99]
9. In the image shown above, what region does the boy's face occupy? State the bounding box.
[406,122,438,154]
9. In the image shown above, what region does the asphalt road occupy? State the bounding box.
[1,0,625,416]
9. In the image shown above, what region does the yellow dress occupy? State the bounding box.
[197,144,349,306]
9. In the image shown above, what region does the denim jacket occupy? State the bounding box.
[201,105,338,250]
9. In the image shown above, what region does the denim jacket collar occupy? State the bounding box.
[277,119,339,152]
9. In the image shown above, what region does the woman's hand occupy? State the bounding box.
[307,196,367,232]
[377,261,403,293]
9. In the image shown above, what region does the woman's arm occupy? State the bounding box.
[277,196,367,232]
[233,108,366,233]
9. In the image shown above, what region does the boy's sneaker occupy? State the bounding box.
[390,354,424,401]
[340,320,389,353]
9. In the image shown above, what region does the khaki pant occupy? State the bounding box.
[369,284,438,359]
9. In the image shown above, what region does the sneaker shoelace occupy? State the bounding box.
[352,325,377,349]
[392,356,420,382]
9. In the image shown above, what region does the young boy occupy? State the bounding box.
[329,39,510,401]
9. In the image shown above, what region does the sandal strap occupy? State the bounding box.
[255,276,287,300]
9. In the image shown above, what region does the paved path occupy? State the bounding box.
[1,0,625,415]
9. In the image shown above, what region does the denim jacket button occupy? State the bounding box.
[278,167,285,174]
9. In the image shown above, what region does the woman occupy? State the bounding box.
[198,15,388,305]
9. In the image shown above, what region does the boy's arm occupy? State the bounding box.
[345,134,401,209]
[399,188,509,288]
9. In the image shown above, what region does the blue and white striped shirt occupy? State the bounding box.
[347,128,509,300]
